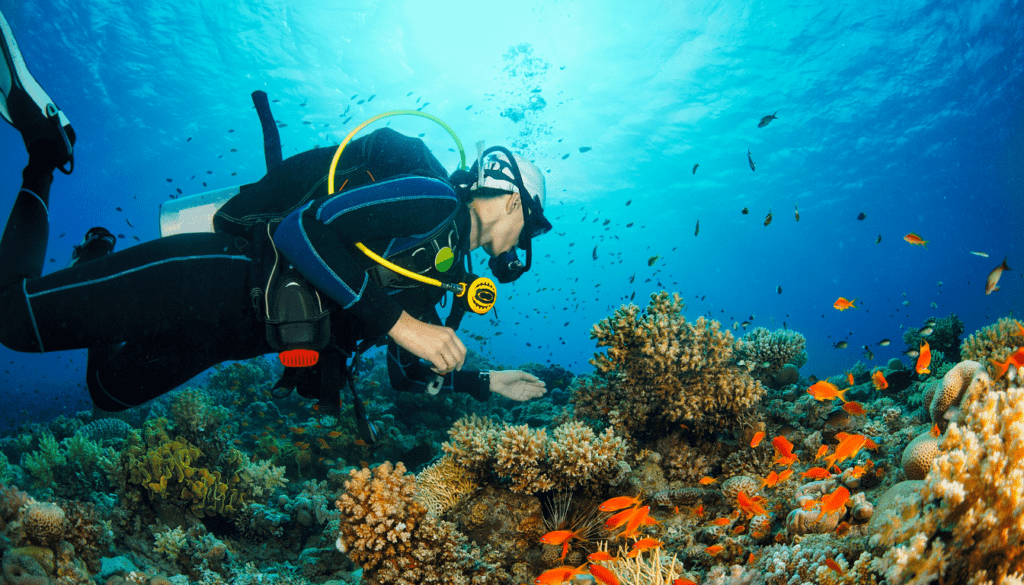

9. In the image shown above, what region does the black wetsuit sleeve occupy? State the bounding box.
[386,339,491,401]
[272,177,460,338]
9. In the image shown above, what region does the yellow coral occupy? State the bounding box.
[901,431,940,481]
[415,456,478,517]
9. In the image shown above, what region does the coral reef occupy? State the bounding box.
[74,419,133,442]
[735,327,809,386]
[900,431,939,481]
[871,377,1024,584]
[577,292,765,438]
[960,316,1022,364]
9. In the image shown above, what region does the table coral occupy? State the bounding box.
[580,292,765,438]
[871,379,1024,584]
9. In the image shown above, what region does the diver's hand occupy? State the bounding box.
[388,311,466,375]
[489,370,547,401]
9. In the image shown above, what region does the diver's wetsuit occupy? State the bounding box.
[0,129,490,411]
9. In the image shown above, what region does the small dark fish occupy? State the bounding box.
[132,235,140,241]
[875,235,882,244]
[278,123,288,127]
[465,105,473,110]
[117,234,125,239]
[303,121,312,125]
[834,341,849,349]
[878,339,891,346]
[579,146,592,153]
[648,255,659,266]
[626,222,634,227]
[166,178,173,182]
[357,100,365,105]
[230,148,237,152]
[757,111,778,128]
[367,94,376,102]
[592,246,598,260]
[863,346,874,361]
[695,220,700,236]
[176,188,182,194]
[228,129,234,133]
[742,207,749,215]
[692,163,699,174]
[857,212,866,221]
[406,91,414,96]
[794,204,800,222]
[126,219,133,227]
[562,154,570,160]
[418,133,425,137]
[777,285,782,294]
[764,209,773,226]
[603,219,610,226]
[918,326,934,337]
[625,199,632,206]
[808,375,819,383]
[748,149,756,171]
[186,137,192,142]
[299,101,307,106]
[116,207,123,211]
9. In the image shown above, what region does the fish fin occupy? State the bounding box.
[1001,257,1011,271]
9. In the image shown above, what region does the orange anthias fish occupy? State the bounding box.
[931,423,941,437]
[904,233,929,248]
[759,471,780,489]
[916,341,932,375]
[616,505,650,539]
[814,445,829,462]
[699,476,717,485]
[824,434,867,469]
[599,495,643,512]
[535,564,587,585]
[807,380,848,402]
[833,297,858,311]
[846,372,855,386]
[985,257,1010,295]
[815,486,851,521]
[801,467,833,480]
[777,469,794,483]
[737,491,769,517]
[632,538,663,551]
[750,431,766,448]
[587,551,617,562]
[990,347,1024,379]
[705,545,725,556]
[673,579,699,585]
[842,401,867,416]
[708,517,731,526]
[872,370,888,390]
[540,530,578,546]
[588,564,621,585]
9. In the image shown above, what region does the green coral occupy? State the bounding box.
[119,419,248,518]
[170,388,230,436]
[736,327,809,383]
[20,432,65,488]
[903,313,965,361]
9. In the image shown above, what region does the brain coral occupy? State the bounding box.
[20,501,65,545]
[578,291,765,438]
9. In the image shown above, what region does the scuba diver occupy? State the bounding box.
[0,9,548,443]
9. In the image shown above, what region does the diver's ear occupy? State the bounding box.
[506,191,521,214]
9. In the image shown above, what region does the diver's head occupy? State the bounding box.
[459,147,551,283]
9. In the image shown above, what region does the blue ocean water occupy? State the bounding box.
[0,0,1021,428]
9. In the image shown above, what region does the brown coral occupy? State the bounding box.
[335,461,502,584]
[579,292,765,439]
[20,502,65,545]
[415,456,478,517]
[928,360,984,428]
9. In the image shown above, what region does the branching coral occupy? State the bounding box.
[335,461,501,584]
[871,380,1024,584]
[736,327,809,383]
[443,417,626,494]
[577,292,765,439]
